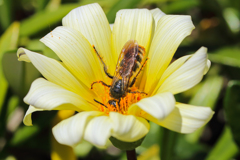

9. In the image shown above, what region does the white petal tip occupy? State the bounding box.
[17,48,31,62]
[204,59,211,75]
[110,112,149,142]
[130,92,175,120]
[199,46,208,53]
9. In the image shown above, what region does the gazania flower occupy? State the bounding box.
[17,3,213,148]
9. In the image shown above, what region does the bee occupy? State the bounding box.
[91,40,148,108]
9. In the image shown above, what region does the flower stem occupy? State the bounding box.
[126,149,137,160]
[159,128,178,160]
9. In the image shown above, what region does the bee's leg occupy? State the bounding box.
[91,81,111,89]
[129,58,149,87]
[94,99,108,108]
[108,99,118,108]
[117,99,121,108]
[93,45,113,79]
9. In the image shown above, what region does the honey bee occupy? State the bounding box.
[91,40,148,108]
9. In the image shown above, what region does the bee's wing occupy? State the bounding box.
[129,45,146,86]
[113,40,139,90]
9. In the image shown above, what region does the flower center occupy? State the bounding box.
[95,86,147,115]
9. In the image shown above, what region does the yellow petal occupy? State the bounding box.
[23,105,43,126]
[112,9,153,62]
[157,47,208,94]
[52,111,103,146]
[51,136,76,160]
[151,55,191,95]
[110,24,114,31]
[40,26,106,87]
[51,110,76,160]
[62,3,114,74]
[17,48,95,102]
[145,15,195,94]
[110,112,149,142]
[84,116,112,148]
[204,59,211,75]
[24,78,96,112]
[145,103,214,133]
[128,92,175,120]
[150,8,166,31]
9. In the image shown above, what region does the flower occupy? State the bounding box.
[17,3,214,148]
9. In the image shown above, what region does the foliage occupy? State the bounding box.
[0,0,239,159]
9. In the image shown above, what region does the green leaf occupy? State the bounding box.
[175,134,207,160]
[110,136,145,150]
[223,8,240,33]
[161,0,199,14]
[6,96,19,121]
[9,111,56,146]
[0,22,20,111]
[0,0,13,30]
[159,128,178,160]
[10,126,40,146]
[186,75,223,143]
[224,80,240,148]
[205,127,238,160]
[189,76,223,108]
[140,122,161,149]
[106,0,141,23]
[2,51,40,98]
[208,47,240,68]
[36,0,49,12]
[19,1,118,37]
[19,3,83,37]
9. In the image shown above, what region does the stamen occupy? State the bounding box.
[93,86,147,115]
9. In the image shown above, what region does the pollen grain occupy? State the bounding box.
[96,86,146,115]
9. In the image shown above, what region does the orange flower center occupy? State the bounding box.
[94,86,147,115]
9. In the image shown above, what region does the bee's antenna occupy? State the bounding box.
[94,99,108,108]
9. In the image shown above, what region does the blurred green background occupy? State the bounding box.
[0,0,240,160]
